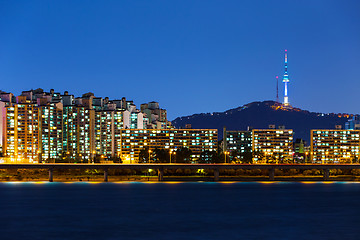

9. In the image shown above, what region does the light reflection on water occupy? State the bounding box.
[4,181,360,185]
[1,181,360,239]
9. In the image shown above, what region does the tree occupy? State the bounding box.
[240,151,253,164]
[230,150,240,163]
[252,151,264,164]
[210,143,226,164]
[212,152,225,164]
[228,150,253,164]
[199,150,215,164]
[153,148,169,163]
[278,154,292,164]
[174,147,192,163]
[266,154,277,164]
[93,154,102,163]
[57,151,73,163]
[138,147,149,163]
[108,155,122,163]
[74,154,82,163]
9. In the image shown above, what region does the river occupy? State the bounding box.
[1,182,359,240]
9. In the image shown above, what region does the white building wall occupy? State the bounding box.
[137,112,144,129]
[123,110,130,129]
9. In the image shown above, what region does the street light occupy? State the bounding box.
[224,151,229,164]
[169,150,173,164]
[325,151,329,164]
[169,150,177,164]
[148,149,152,164]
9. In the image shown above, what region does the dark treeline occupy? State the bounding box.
[2,168,360,181]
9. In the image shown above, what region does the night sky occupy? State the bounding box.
[0,1,359,120]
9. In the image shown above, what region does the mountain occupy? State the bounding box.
[172,101,355,143]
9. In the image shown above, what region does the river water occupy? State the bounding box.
[1,182,360,240]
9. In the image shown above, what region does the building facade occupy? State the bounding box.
[62,106,95,161]
[252,129,294,162]
[345,116,360,130]
[94,109,124,158]
[140,101,170,129]
[1,88,212,163]
[223,128,252,162]
[1,101,41,162]
[38,101,63,161]
[119,129,218,163]
[311,130,360,163]
[224,131,252,152]
[223,127,294,162]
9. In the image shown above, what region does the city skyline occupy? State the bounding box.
[2,2,360,239]
[0,88,218,163]
[1,1,359,120]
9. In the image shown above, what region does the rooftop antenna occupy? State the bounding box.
[276,76,279,103]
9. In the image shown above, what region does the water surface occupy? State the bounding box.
[0,182,359,240]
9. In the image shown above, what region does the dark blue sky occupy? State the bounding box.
[1,0,359,120]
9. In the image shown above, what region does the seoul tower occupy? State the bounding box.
[282,49,290,106]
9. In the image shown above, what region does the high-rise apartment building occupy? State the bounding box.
[224,130,252,153]
[223,127,293,162]
[0,89,175,162]
[94,109,124,157]
[140,101,170,129]
[38,100,63,161]
[119,129,218,162]
[311,130,360,163]
[223,128,252,162]
[252,129,294,161]
[1,96,41,162]
[62,106,95,161]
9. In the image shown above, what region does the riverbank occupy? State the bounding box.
[2,168,360,182]
[2,174,360,182]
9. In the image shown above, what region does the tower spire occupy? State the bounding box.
[283,49,290,106]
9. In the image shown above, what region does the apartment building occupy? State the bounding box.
[252,129,294,162]
[119,129,218,163]
[311,130,360,163]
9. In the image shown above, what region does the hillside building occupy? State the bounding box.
[345,116,360,130]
